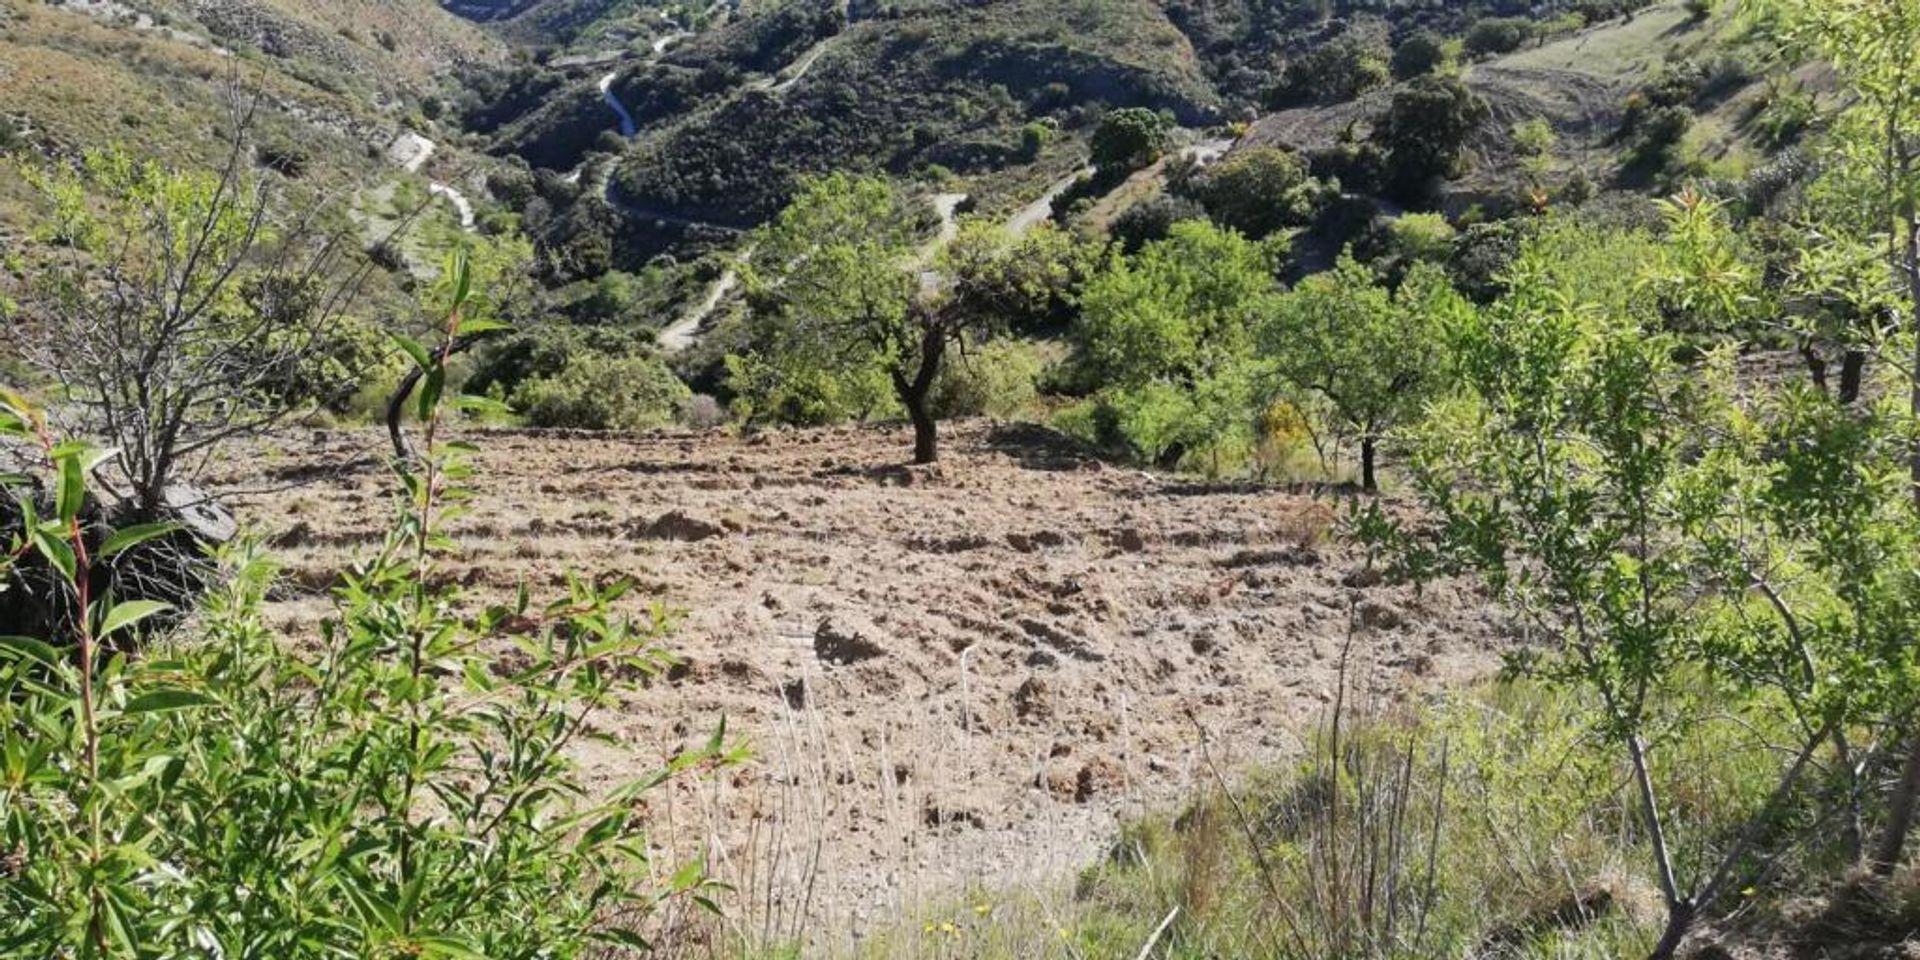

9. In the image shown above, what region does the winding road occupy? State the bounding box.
[387,132,478,234]
[1006,167,1091,236]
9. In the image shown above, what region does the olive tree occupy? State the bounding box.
[742,174,1069,463]
[1375,75,1489,203]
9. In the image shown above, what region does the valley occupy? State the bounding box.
[4,0,1917,954]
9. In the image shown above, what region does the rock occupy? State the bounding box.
[921,802,986,830]
[1006,529,1068,553]
[779,677,806,709]
[162,484,238,544]
[814,615,887,665]
[633,510,726,542]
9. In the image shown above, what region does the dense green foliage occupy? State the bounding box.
[513,353,691,429]
[1173,145,1328,238]
[1089,107,1172,172]
[0,257,737,957]
[1066,221,1277,468]
[1262,255,1461,489]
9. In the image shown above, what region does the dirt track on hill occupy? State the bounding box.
[214,419,1511,949]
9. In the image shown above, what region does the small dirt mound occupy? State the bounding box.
[631,510,726,542]
[814,614,887,665]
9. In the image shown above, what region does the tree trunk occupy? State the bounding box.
[1360,435,1379,492]
[1646,901,1696,960]
[387,362,424,463]
[1839,349,1866,405]
[894,317,947,466]
[907,393,938,464]
[1800,342,1829,396]
[1155,442,1188,471]
[1875,729,1920,874]
[1874,202,1920,875]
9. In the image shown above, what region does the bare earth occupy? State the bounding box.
[213,419,1510,950]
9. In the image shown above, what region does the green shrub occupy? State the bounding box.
[1390,29,1450,80]
[931,338,1045,419]
[723,350,898,426]
[1177,146,1327,238]
[1019,121,1054,160]
[512,354,691,430]
[1463,16,1533,58]
[1090,107,1171,172]
[1383,211,1458,264]
[1109,193,1207,252]
[1269,38,1390,107]
[1512,117,1557,157]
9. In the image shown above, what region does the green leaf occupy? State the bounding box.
[123,688,214,715]
[100,600,172,639]
[451,251,472,307]
[417,937,489,959]
[30,528,75,582]
[455,317,511,337]
[669,858,704,893]
[54,452,84,523]
[389,331,433,371]
[99,522,182,558]
[0,635,62,668]
[416,366,446,422]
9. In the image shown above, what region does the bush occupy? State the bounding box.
[512,354,692,430]
[1635,104,1694,162]
[1375,75,1490,202]
[1109,193,1207,252]
[1463,17,1533,58]
[1176,146,1327,238]
[1512,117,1557,157]
[1019,120,1053,160]
[678,392,730,428]
[1390,29,1449,80]
[930,338,1045,419]
[1383,211,1457,264]
[1270,38,1390,107]
[1308,139,1389,195]
[724,350,898,426]
[1090,107,1171,172]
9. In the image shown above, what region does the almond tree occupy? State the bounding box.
[1762,0,1920,871]
[1361,234,1875,959]
[11,100,370,523]
[1260,253,1463,491]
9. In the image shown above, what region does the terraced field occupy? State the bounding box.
[213,419,1511,945]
